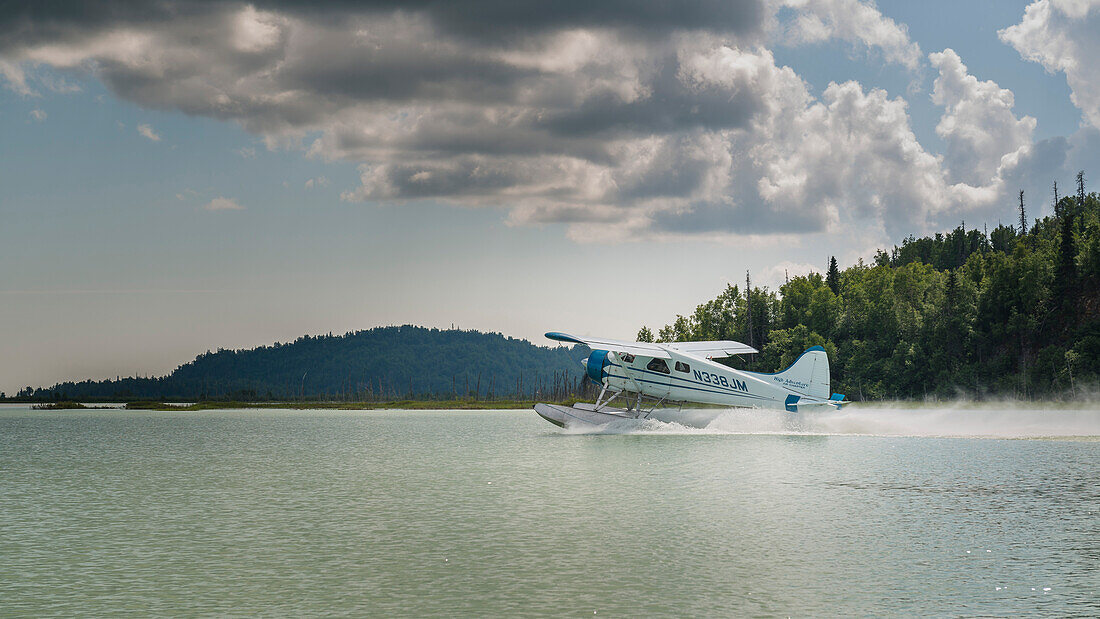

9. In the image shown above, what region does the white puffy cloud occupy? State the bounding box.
[929,49,1036,187]
[203,197,245,211]
[756,79,948,234]
[136,123,160,142]
[304,176,329,189]
[773,0,922,70]
[1000,0,1100,129]
[651,43,1040,241]
[29,108,47,121]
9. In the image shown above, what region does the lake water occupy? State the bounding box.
[2,405,1097,616]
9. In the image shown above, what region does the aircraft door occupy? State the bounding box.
[639,356,672,398]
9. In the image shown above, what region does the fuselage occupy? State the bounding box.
[591,349,834,411]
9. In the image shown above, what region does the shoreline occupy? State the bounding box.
[21,399,591,412]
[9,398,1100,411]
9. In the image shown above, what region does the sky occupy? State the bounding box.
[2,0,1100,394]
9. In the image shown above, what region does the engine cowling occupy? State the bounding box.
[586,349,610,384]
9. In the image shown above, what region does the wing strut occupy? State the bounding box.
[594,387,624,411]
[618,361,645,399]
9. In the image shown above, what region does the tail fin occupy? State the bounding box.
[766,346,830,400]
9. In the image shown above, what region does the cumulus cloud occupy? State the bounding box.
[304,176,329,189]
[929,49,1035,187]
[773,0,922,70]
[1000,0,1100,130]
[0,1,1043,243]
[136,123,160,142]
[29,108,46,121]
[203,197,245,211]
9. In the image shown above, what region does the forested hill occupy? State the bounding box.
[24,327,584,401]
[642,180,1100,400]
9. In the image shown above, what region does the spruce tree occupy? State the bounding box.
[1055,208,1077,312]
[1018,190,1027,235]
[1076,170,1086,220]
[826,256,840,294]
[745,271,754,348]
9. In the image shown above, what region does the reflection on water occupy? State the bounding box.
[1,406,1097,616]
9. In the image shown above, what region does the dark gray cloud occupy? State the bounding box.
[0,1,1058,243]
[0,1,205,51]
[253,0,767,40]
[536,59,763,138]
[404,0,766,40]
[276,30,535,105]
[0,1,766,48]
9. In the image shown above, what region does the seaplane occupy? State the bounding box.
[534,332,846,429]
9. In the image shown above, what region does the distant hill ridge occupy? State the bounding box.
[27,326,584,401]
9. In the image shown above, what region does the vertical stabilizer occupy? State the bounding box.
[755,346,831,400]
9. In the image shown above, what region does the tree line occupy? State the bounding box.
[639,174,1100,400]
[16,326,587,402]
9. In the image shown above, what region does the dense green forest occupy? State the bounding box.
[16,326,583,402]
[640,176,1100,400]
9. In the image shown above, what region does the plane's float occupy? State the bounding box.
[534,332,846,428]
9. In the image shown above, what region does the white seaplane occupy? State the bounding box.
[534,332,846,428]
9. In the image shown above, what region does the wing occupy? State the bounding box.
[664,340,758,359]
[545,332,672,359]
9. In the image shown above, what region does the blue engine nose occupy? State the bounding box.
[586,350,610,384]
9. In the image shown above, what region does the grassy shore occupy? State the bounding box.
[31,401,118,410]
[118,398,590,411]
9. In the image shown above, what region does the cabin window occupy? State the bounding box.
[646,358,671,374]
[675,361,690,373]
[620,353,635,363]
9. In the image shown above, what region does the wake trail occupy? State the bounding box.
[563,405,1100,439]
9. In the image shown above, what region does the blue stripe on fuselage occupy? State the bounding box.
[605,372,769,401]
[620,364,752,395]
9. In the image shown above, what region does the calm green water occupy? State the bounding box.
[1,406,1098,617]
